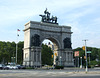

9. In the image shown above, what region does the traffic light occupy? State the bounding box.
[84,56,86,59]
[52,55,53,58]
[82,46,85,50]
[55,53,57,56]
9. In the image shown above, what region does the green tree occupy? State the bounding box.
[17,41,24,64]
[0,41,24,65]
[87,47,92,51]
[91,48,98,60]
[98,49,100,61]
[0,41,9,64]
[41,44,53,65]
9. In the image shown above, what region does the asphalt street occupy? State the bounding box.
[0,68,100,78]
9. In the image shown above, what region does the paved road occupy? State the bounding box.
[0,69,100,78]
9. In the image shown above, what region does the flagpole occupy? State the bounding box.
[16,30,18,64]
[16,29,20,64]
[16,41,17,64]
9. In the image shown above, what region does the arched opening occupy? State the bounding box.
[41,37,59,66]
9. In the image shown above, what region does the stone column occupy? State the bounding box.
[30,46,41,67]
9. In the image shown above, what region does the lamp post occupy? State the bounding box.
[80,57,82,68]
[60,56,62,66]
[78,57,79,67]
[53,51,54,69]
[83,40,88,72]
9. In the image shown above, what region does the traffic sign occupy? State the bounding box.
[87,51,91,53]
[74,51,79,57]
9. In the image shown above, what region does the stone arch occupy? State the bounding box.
[23,21,74,67]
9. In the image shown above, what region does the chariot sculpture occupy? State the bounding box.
[39,8,58,24]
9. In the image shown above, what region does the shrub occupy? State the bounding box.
[90,60,98,66]
[55,66,64,69]
[26,67,34,69]
[88,65,91,68]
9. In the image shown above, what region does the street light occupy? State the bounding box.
[82,39,88,72]
[80,57,82,68]
[60,56,62,66]
[78,57,79,67]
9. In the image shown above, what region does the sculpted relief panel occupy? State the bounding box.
[63,37,71,49]
[31,34,40,46]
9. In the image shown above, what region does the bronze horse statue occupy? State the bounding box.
[39,8,58,24]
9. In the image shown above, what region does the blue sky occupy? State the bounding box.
[0,0,100,49]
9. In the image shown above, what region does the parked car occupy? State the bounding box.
[12,65,18,69]
[3,65,9,70]
[16,65,26,69]
[6,65,18,69]
[0,64,3,69]
[6,65,12,69]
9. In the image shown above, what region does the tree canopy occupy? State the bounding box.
[41,44,53,65]
[0,41,53,65]
[0,41,23,64]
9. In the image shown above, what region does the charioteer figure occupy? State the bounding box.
[39,8,58,24]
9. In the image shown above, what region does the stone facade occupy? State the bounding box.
[23,21,74,67]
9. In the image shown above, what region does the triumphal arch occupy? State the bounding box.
[23,9,74,67]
